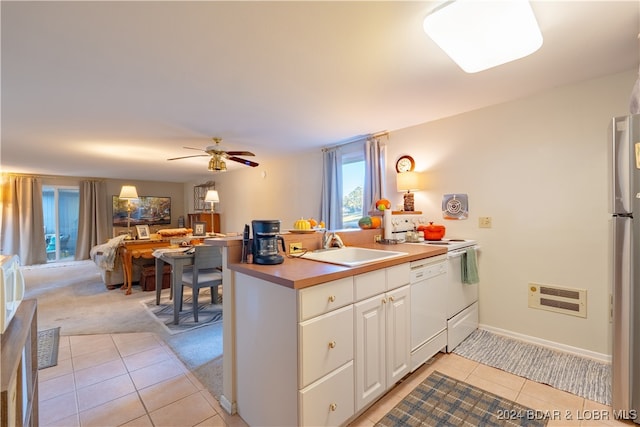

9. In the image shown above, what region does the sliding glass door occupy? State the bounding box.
[42,186,79,262]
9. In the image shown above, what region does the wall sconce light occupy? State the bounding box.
[423,0,543,73]
[397,172,423,212]
[119,185,138,238]
[204,189,220,233]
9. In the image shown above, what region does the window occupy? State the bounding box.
[341,148,365,229]
[42,186,79,262]
[322,135,385,231]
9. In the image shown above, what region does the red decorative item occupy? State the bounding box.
[423,222,446,240]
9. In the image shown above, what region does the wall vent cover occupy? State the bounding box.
[528,283,587,318]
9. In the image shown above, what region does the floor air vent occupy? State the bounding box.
[528,283,587,318]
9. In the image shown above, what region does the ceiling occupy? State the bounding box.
[2,1,639,183]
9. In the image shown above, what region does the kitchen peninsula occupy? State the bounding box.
[228,242,446,426]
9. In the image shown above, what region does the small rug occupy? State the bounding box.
[142,292,223,335]
[37,327,60,370]
[453,329,611,405]
[376,371,547,427]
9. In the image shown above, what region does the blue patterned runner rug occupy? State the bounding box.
[37,327,60,370]
[453,329,610,405]
[376,371,547,427]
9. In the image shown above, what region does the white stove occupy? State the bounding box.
[422,239,477,251]
[383,212,476,250]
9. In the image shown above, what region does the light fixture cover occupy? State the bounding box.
[119,185,138,199]
[423,0,543,73]
[397,171,422,192]
[205,190,220,203]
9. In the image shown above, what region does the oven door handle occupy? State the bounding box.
[448,246,481,258]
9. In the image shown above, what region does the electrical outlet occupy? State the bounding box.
[374,234,382,242]
[289,242,303,254]
[479,216,492,228]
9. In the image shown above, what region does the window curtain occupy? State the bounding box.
[364,136,387,212]
[321,147,343,231]
[1,175,47,265]
[75,180,109,260]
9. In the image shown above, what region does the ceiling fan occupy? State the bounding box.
[167,137,259,171]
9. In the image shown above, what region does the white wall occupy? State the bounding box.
[385,69,636,356]
[191,69,636,356]
[186,149,324,234]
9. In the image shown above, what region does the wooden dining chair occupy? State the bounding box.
[179,245,223,322]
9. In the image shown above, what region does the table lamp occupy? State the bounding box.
[397,172,422,212]
[119,185,138,238]
[204,190,220,233]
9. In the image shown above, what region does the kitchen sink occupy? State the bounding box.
[300,246,408,267]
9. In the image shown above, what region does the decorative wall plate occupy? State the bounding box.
[442,194,469,220]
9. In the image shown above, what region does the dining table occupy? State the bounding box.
[153,248,195,325]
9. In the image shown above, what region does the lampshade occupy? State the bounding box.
[397,172,422,192]
[204,190,220,203]
[423,0,543,73]
[119,185,138,199]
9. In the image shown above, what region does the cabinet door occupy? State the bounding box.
[354,295,386,411]
[386,285,411,387]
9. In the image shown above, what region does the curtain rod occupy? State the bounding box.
[322,130,389,152]
[2,172,106,181]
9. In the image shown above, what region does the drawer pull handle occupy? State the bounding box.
[382,298,387,304]
[329,403,337,411]
[328,341,336,349]
[389,296,395,302]
[328,295,336,302]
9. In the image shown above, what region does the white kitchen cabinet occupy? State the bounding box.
[354,284,410,412]
[235,261,414,426]
[299,305,354,388]
[299,361,354,427]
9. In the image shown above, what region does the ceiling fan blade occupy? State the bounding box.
[226,151,255,157]
[167,154,209,161]
[228,156,259,167]
[183,146,206,152]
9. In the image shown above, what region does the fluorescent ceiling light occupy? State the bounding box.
[423,0,543,73]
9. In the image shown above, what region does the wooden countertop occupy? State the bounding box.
[229,243,447,289]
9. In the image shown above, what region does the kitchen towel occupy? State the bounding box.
[462,247,479,284]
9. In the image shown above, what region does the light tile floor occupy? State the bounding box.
[38,332,247,427]
[349,352,635,427]
[40,336,634,427]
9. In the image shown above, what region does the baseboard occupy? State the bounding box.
[219,394,237,415]
[479,324,611,364]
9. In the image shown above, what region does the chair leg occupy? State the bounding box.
[192,287,199,323]
[210,286,215,304]
[179,285,184,312]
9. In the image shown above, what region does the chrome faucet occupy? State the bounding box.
[323,231,345,249]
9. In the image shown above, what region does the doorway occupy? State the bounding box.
[42,186,79,262]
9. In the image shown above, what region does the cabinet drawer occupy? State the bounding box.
[387,262,410,290]
[298,277,353,321]
[299,305,354,388]
[299,361,354,427]
[354,269,386,301]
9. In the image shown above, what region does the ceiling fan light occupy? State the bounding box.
[423,0,543,73]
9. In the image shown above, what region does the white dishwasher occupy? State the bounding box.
[409,254,448,371]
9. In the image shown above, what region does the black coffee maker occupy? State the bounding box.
[251,220,286,265]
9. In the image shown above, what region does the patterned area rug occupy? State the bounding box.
[37,327,60,370]
[376,371,547,427]
[453,330,611,405]
[142,292,222,335]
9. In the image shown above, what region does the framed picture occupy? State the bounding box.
[136,225,151,240]
[193,221,207,236]
[112,195,171,226]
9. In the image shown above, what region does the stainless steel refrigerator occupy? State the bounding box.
[611,114,640,423]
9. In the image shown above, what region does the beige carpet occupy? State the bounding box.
[22,260,223,398]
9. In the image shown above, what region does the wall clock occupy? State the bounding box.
[395,155,415,173]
